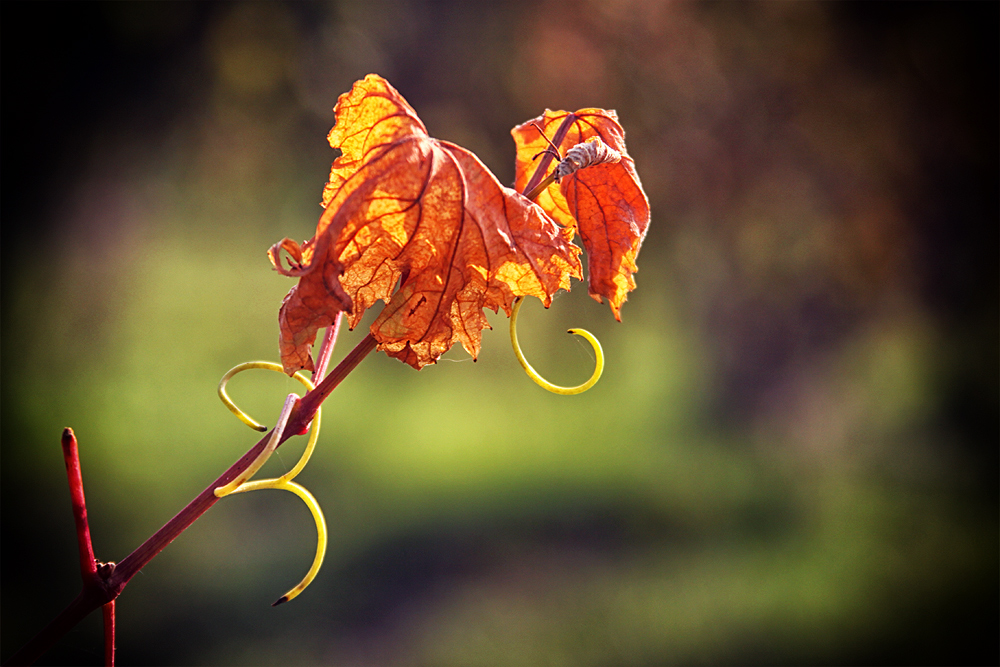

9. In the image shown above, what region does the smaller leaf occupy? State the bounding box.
[512,110,651,319]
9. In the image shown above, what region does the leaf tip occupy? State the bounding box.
[272,595,289,607]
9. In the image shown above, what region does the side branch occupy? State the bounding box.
[5,430,116,666]
[63,428,98,581]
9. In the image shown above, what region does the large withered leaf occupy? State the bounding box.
[271,75,581,374]
[512,110,650,319]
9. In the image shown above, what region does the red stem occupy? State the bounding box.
[313,313,345,383]
[297,332,377,423]
[3,333,379,666]
[62,428,98,580]
[102,602,115,667]
[5,430,117,666]
[521,113,576,198]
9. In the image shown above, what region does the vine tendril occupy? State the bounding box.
[226,478,327,606]
[218,361,312,432]
[213,361,327,604]
[509,297,604,394]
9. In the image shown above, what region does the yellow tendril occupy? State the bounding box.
[213,361,326,603]
[218,361,312,432]
[214,362,318,495]
[226,478,327,606]
[509,297,604,394]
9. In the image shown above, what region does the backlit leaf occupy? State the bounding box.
[270,75,581,373]
[512,109,650,319]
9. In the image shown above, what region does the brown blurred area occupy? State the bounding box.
[2,2,996,665]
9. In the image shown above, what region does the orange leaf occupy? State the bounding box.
[270,75,581,374]
[512,110,650,319]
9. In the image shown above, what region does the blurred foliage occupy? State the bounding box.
[2,1,996,665]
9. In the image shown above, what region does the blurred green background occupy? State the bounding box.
[2,2,996,665]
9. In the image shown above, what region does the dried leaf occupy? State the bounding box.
[271,75,581,373]
[512,109,650,319]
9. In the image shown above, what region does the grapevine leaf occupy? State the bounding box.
[512,109,650,319]
[271,75,581,373]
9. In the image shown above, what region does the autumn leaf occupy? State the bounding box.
[270,75,581,374]
[512,109,650,319]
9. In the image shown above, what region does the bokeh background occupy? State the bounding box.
[2,2,996,665]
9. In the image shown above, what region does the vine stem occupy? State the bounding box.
[3,333,377,667]
[113,333,375,586]
[10,110,571,667]
[521,113,576,199]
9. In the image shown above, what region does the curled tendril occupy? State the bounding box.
[215,362,320,493]
[218,361,312,432]
[225,478,327,606]
[509,297,604,394]
[213,361,326,604]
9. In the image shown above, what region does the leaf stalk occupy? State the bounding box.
[522,113,577,197]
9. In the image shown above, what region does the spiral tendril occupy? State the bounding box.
[509,297,604,394]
